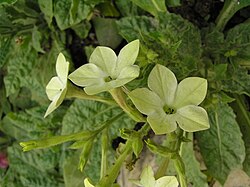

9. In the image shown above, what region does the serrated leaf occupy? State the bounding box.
[196,102,245,184]
[131,0,166,17]
[181,133,208,187]
[116,13,201,79]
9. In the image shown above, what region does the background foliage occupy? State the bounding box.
[0,0,250,186]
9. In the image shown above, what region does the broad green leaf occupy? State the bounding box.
[196,102,246,184]
[116,13,201,79]
[226,22,250,70]
[89,47,117,76]
[147,110,177,134]
[131,0,166,17]
[177,105,209,132]
[174,77,207,109]
[166,0,181,7]
[129,88,163,114]
[53,0,97,30]
[38,0,53,26]
[116,40,139,74]
[230,95,250,176]
[93,17,122,49]
[221,64,250,96]
[148,64,177,106]
[115,0,139,16]
[61,100,135,182]
[3,143,63,187]
[181,133,208,187]
[71,21,91,39]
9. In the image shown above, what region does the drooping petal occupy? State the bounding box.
[147,110,177,135]
[173,77,207,109]
[84,178,95,187]
[140,166,156,187]
[155,176,179,187]
[128,88,163,115]
[148,64,177,107]
[69,64,107,87]
[46,76,64,101]
[56,53,69,83]
[89,46,117,76]
[44,93,61,118]
[115,40,139,76]
[176,105,210,132]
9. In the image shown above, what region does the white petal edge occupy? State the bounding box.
[176,105,210,132]
[56,53,69,83]
[155,176,179,187]
[148,64,177,107]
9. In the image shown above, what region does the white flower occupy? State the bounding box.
[68,40,140,95]
[44,53,69,117]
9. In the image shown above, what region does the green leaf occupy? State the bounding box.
[196,102,246,184]
[78,139,94,171]
[38,0,53,26]
[3,143,63,187]
[166,0,181,7]
[0,0,17,4]
[221,65,250,96]
[61,100,135,182]
[116,13,202,79]
[32,26,45,53]
[148,64,177,106]
[181,133,208,187]
[0,37,11,68]
[174,77,207,109]
[226,22,250,70]
[131,0,166,17]
[53,0,96,30]
[93,17,122,49]
[230,95,250,176]
[71,21,91,39]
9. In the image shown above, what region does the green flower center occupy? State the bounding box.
[104,76,112,82]
[163,105,176,114]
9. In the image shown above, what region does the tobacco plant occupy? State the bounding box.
[0,0,250,187]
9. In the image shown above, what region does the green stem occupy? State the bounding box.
[109,88,146,122]
[101,128,109,179]
[66,82,117,106]
[173,154,187,187]
[215,0,238,31]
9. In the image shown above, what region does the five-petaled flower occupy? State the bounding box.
[68,40,140,95]
[44,53,69,117]
[129,64,210,134]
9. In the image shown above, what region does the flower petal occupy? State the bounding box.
[44,88,67,118]
[148,64,177,107]
[147,110,177,135]
[115,40,139,76]
[155,176,179,187]
[69,64,107,87]
[46,76,64,101]
[84,82,112,95]
[112,65,140,88]
[84,178,95,187]
[176,105,210,132]
[140,166,156,187]
[173,77,207,109]
[56,53,69,83]
[128,88,163,115]
[89,46,117,76]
